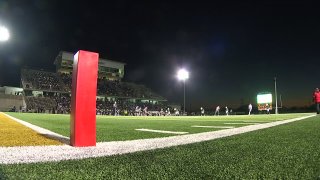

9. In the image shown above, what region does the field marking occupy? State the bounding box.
[192,125,234,129]
[1,113,70,144]
[135,128,189,134]
[224,122,259,125]
[0,114,316,164]
[242,121,270,123]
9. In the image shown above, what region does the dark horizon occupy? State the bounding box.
[0,1,319,109]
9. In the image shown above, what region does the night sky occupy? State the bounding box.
[0,0,319,109]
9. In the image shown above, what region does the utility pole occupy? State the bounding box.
[274,77,278,114]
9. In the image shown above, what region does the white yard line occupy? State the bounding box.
[135,128,189,134]
[0,113,315,164]
[224,122,259,125]
[242,121,270,123]
[192,125,234,129]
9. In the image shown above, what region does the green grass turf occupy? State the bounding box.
[0,115,319,179]
[4,113,311,142]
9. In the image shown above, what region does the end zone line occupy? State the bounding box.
[135,128,189,134]
[192,125,234,129]
[1,113,70,144]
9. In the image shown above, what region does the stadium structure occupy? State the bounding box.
[0,51,168,115]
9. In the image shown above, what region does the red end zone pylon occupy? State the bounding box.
[70,50,99,147]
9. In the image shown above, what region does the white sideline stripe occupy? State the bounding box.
[0,114,315,164]
[135,128,189,134]
[224,122,259,125]
[1,113,70,144]
[192,125,234,129]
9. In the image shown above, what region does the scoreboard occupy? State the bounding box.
[257,93,272,111]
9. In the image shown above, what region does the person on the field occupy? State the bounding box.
[248,103,253,115]
[135,106,141,116]
[143,106,148,116]
[166,108,171,116]
[11,106,16,112]
[174,108,179,116]
[113,101,118,116]
[159,108,164,116]
[200,107,205,116]
[313,88,320,114]
[225,106,229,116]
[214,106,220,116]
[265,104,270,114]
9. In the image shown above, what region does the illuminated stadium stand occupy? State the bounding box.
[19,51,167,114]
[54,51,125,81]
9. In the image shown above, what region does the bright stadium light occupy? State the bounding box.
[177,69,189,81]
[177,69,189,115]
[0,26,10,42]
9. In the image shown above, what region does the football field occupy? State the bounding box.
[1,112,312,142]
[0,112,319,179]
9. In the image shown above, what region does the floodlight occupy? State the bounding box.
[0,26,9,41]
[177,69,189,81]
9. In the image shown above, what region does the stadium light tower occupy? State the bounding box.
[0,26,10,42]
[177,69,189,115]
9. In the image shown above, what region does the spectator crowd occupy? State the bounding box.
[21,69,168,115]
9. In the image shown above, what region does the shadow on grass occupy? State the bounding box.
[38,133,70,145]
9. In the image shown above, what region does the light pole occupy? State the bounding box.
[0,24,9,88]
[0,26,10,42]
[274,77,278,114]
[177,69,189,115]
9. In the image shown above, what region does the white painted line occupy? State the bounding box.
[224,122,259,125]
[135,128,189,134]
[192,125,234,129]
[1,112,70,144]
[242,121,270,123]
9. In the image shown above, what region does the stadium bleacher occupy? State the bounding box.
[21,68,169,115]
